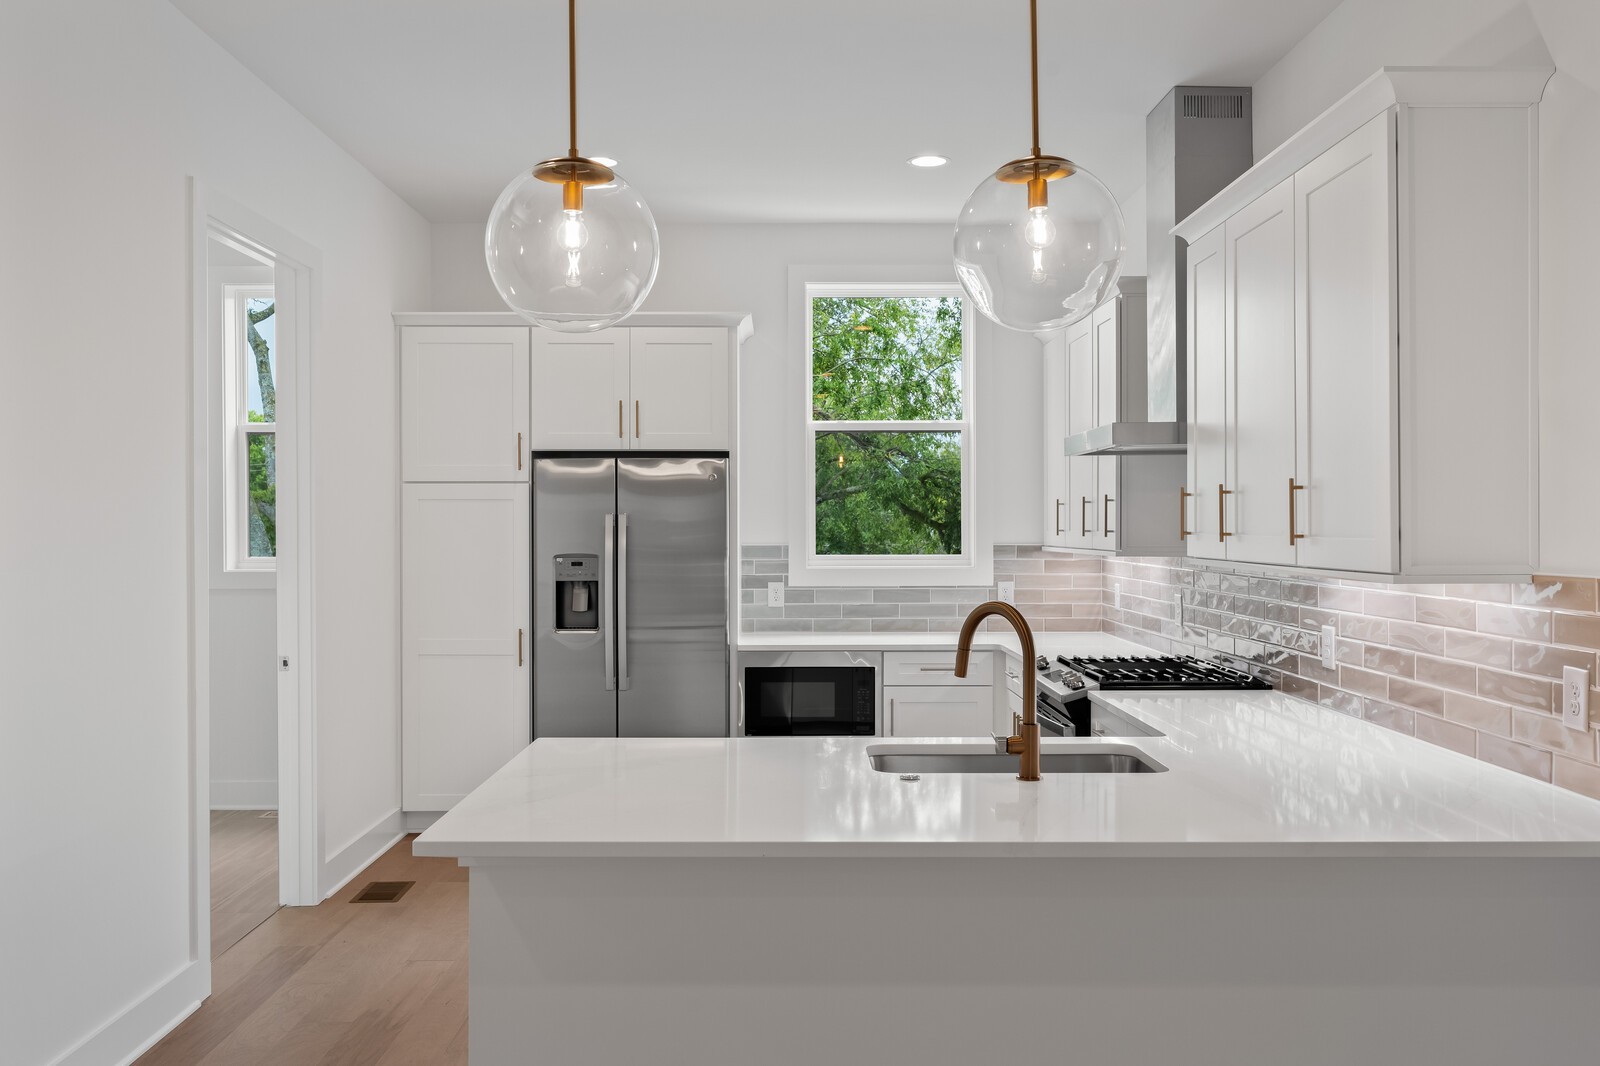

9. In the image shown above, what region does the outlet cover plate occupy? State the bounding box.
[767,581,784,608]
[1320,626,1337,670]
[1563,666,1589,731]
[997,580,1015,604]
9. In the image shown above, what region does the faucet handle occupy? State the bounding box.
[1012,711,1023,736]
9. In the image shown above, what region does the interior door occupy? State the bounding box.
[1225,177,1298,566]
[529,329,630,450]
[1063,318,1098,548]
[1186,225,1227,558]
[1041,336,1069,547]
[401,326,530,482]
[1295,111,1397,573]
[402,482,530,810]
[628,327,730,450]
[616,457,729,737]
[533,458,617,738]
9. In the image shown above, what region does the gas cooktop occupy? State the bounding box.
[1055,654,1272,691]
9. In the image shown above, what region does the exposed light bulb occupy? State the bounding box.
[1023,205,1055,250]
[558,209,589,252]
[564,249,583,288]
[1030,247,1046,283]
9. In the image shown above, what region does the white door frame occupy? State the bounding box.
[188,180,322,963]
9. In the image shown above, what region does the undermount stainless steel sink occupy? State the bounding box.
[869,746,1167,775]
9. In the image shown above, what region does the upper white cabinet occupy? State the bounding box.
[528,330,631,450]
[530,324,732,451]
[1046,279,1187,556]
[1177,69,1546,579]
[401,326,530,482]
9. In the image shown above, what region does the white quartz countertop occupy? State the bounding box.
[736,631,1150,659]
[415,690,1600,860]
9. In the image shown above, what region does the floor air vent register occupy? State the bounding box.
[351,880,414,903]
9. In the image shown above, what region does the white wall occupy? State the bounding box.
[0,3,429,1064]
[1250,0,1600,575]
[431,221,1045,546]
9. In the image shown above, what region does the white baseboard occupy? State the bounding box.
[49,959,209,1066]
[210,778,277,809]
[320,807,404,900]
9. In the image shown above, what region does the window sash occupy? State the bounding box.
[225,284,277,570]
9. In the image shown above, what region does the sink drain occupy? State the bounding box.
[898,773,921,782]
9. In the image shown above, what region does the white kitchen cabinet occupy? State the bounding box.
[403,483,530,811]
[885,686,994,738]
[529,325,732,451]
[883,650,993,687]
[1062,318,1098,549]
[1224,177,1297,567]
[1177,70,1543,579]
[529,329,631,450]
[401,326,530,482]
[1041,336,1069,548]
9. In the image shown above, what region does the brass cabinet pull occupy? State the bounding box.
[1218,483,1232,541]
[1102,495,1114,536]
[617,399,624,438]
[635,399,641,439]
[516,431,523,470]
[1054,498,1064,536]
[1079,496,1091,537]
[518,628,524,667]
[1289,479,1306,545]
[1179,487,1193,540]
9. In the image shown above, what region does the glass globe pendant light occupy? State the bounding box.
[485,0,659,332]
[953,0,1125,333]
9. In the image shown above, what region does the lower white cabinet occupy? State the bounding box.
[885,686,994,738]
[403,483,531,811]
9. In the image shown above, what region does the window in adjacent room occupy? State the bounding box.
[224,286,277,569]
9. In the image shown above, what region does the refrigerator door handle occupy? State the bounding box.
[603,513,616,692]
[617,512,631,690]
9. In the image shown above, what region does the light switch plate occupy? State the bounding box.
[767,581,784,608]
[1563,666,1589,731]
[1320,626,1337,670]
[1112,583,1122,609]
[997,580,1016,604]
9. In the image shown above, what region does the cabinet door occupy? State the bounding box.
[885,686,994,738]
[1186,226,1227,558]
[1063,319,1098,548]
[628,327,730,450]
[403,483,530,810]
[1093,302,1121,550]
[1225,177,1298,566]
[1295,112,1398,573]
[529,329,631,450]
[1040,337,1069,547]
[401,326,530,482]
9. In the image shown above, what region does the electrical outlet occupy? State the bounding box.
[997,580,1016,604]
[1173,591,1183,625]
[1320,625,1337,670]
[767,581,784,608]
[1113,583,1123,609]
[1563,666,1589,731]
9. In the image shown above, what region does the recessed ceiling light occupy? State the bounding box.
[907,155,948,168]
[592,156,618,167]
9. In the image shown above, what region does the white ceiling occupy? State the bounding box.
[170,0,1342,224]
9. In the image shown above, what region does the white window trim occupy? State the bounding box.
[223,283,276,573]
[787,266,992,588]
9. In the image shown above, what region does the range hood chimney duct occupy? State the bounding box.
[1065,86,1252,457]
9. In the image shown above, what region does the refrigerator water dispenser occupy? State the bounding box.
[553,553,599,632]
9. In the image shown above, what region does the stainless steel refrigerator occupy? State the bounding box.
[533,456,729,738]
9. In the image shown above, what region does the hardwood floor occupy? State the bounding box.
[139,836,468,1066]
[210,810,280,959]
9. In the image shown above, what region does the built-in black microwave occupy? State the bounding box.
[740,652,879,736]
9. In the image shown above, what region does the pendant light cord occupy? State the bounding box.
[568,0,579,159]
[1029,0,1041,159]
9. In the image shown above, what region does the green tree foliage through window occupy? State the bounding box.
[245,298,276,558]
[811,296,964,556]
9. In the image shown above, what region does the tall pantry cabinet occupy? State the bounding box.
[397,312,749,815]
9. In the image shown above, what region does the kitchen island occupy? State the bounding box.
[417,685,1600,1065]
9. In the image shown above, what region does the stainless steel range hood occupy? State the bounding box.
[1064,86,1252,458]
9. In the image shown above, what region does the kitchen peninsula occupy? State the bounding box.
[416,632,1600,1066]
